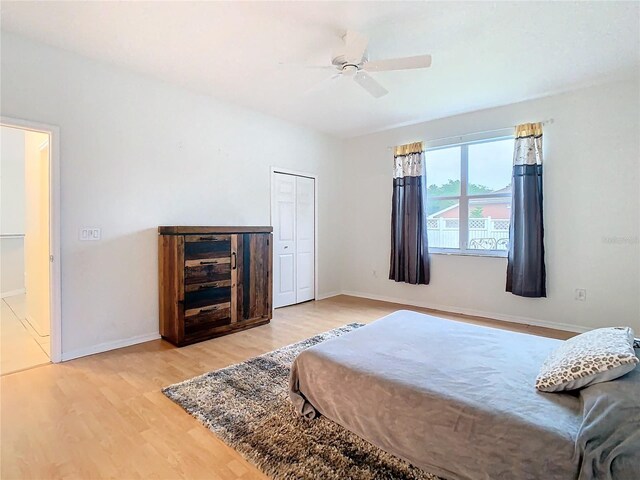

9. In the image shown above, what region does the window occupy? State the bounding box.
[425,136,514,256]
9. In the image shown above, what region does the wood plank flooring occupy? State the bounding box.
[1,295,50,375]
[0,295,573,479]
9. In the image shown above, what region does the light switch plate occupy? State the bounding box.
[80,227,101,241]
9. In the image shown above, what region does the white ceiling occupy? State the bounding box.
[2,1,639,138]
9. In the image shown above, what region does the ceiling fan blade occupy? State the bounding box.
[363,54,432,72]
[353,71,388,98]
[305,73,343,95]
[278,62,335,70]
[344,30,369,64]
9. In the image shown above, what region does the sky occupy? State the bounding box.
[425,138,513,193]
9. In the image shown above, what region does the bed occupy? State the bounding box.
[289,310,640,480]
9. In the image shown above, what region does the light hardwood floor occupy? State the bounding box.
[1,295,50,375]
[0,295,573,480]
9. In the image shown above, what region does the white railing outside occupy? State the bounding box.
[427,217,510,250]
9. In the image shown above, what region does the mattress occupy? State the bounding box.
[289,310,640,480]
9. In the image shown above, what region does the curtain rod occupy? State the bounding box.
[387,118,554,151]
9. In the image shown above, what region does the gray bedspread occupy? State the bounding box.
[576,365,640,479]
[289,310,640,480]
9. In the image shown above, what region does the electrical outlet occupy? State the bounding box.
[575,288,587,301]
[80,227,101,241]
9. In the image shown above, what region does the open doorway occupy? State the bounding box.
[1,118,61,374]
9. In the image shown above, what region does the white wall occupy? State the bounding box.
[342,79,640,333]
[1,126,26,296]
[1,33,345,358]
[2,32,637,360]
[24,131,51,335]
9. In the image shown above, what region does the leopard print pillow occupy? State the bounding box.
[536,327,638,392]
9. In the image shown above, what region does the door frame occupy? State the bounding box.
[1,116,62,363]
[269,167,319,305]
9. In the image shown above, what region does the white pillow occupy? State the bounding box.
[536,327,638,392]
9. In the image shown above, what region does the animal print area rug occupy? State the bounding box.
[163,323,440,480]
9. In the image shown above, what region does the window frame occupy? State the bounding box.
[425,134,514,258]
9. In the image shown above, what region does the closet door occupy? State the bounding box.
[295,176,315,303]
[272,172,315,308]
[273,173,297,307]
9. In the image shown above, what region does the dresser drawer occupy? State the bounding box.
[185,303,231,326]
[184,286,230,313]
[184,279,231,292]
[184,306,232,339]
[184,236,233,285]
[183,280,235,339]
[185,236,230,260]
[185,302,230,320]
[184,261,231,285]
[184,234,230,243]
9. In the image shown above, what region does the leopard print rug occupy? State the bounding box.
[163,323,440,480]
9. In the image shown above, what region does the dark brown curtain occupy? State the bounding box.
[389,142,430,285]
[506,123,546,297]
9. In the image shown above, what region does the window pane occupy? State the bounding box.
[425,146,461,217]
[426,207,460,249]
[467,197,511,251]
[468,139,513,195]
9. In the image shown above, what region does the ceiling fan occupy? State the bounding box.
[289,30,432,98]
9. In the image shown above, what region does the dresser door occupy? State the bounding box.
[235,233,272,322]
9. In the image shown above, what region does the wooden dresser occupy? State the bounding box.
[158,226,273,346]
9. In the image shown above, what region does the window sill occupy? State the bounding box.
[429,249,507,258]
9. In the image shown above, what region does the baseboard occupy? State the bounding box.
[316,291,341,300]
[61,332,161,362]
[1,288,25,299]
[340,290,591,334]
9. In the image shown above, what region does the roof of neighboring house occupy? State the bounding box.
[428,185,511,218]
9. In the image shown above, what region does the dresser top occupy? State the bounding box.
[158,226,273,235]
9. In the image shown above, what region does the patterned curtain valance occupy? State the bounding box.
[515,122,543,138]
[514,122,543,166]
[393,141,424,179]
[394,141,423,156]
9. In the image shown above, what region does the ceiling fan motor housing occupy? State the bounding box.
[332,53,369,74]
